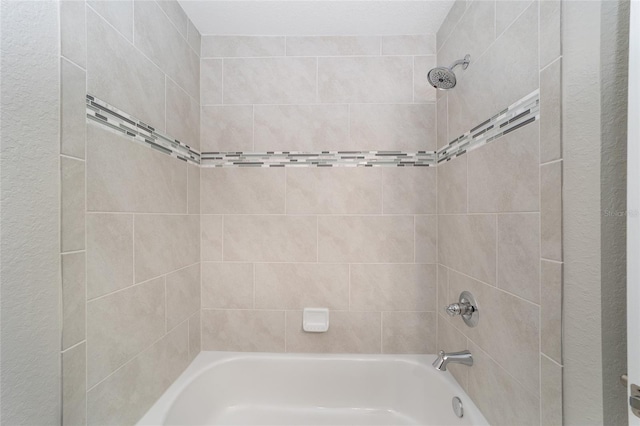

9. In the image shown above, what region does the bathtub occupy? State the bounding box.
[138,352,489,426]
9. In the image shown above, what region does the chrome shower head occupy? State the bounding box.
[427,54,470,90]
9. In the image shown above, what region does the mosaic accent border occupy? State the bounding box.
[86,95,201,165]
[85,89,539,168]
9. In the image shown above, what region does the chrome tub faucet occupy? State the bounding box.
[432,350,473,371]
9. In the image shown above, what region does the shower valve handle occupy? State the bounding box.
[445,302,474,317]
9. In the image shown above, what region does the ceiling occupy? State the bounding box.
[178,1,455,36]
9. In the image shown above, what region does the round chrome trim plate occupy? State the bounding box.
[452,396,464,418]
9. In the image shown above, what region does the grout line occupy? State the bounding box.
[62,339,86,354]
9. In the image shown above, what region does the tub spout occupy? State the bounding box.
[432,350,473,371]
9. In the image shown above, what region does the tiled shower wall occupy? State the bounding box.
[198,35,440,353]
[435,1,563,425]
[59,1,202,424]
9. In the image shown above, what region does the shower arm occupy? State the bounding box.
[448,54,471,71]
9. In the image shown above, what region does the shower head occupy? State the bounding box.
[427,54,471,90]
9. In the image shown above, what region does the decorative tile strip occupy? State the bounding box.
[437,89,540,164]
[85,95,201,165]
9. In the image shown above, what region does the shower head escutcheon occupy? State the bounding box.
[427,54,471,90]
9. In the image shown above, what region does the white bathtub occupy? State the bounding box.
[138,352,489,426]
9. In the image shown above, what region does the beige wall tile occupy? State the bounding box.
[62,252,86,350]
[437,156,467,213]
[88,0,133,42]
[495,0,532,36]
[318,56,413,103]
[224,57,316,104]
[255,263,349,310]
[382,35,435,55]
[87,125,187,213]
[382,312,436,354]
[87,213,133,299]
[166,78,200,150]
[540,0,562,69]
[286,311,381,354]
[382,167,436,214]
[61,157,85,252]
[437,265,449,314]
[187,20,201,54]
[436,0,468,52]
[350,264,436,311]
[436,96,448,149]
[134,214,199,283]
[286,168,381,214]
[350,104,436,151]
[202,36,285,57]
[286,36,380,56]
[415,215,438,264]
[497,213,540,303]
[201,168,285,214]
[414,56,437,102]
[202,310,285,352]
[87,277,165,388]
[438,214,496,284]
[61,0,86,67]
[541,58,562,163]
[437,316,468,388]
[87,322,189,426]
[449,271,540,395]
[201,59,223,106]
[318,216,414,263]
[200,105,253,152]
[134,1,199,98]
[468,122,540,213]
[541,259,562,363]
[62,343,86,426]
[188,164,200,214]
[188,311,201,361]
[166,264,200,330]
[87,9,165,130]
[156,0,188,37]
[254,105,349,152]
[201,215,223,261]
[467,342,540,426]
[61,59,86,158]
[541,355,563,426]
[541,161,563,261]
[224,215,317,262]
[202,262,254,309]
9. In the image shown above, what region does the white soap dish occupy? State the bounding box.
[303,308,329,333]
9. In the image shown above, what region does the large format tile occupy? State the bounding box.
[350,264,436,311]
[201,105,253,152]
[86,213,133,299]
[166,264,200,330]
[449,272,540,395]
[255,263,349,310]
[87,277,165,388]
[62,252,86,350]
[201,215,223,261]
[495,0,532,36]
[413,56,437,102]
[415,215,437,264]
[286,168,381,214]
[467,122,540,212]
[382,167,436,214]
[541,260,563,363]
[87,125,187,213]
[382,312,436,354]
[61,0,86,67]
[437,265,449,317]
[286,311,381,354]
[318,216,414,263]
[254,105,349,152]
[202,36,285,57]
[134,214,199,282]
[156,0,188,37]
[61,59,86,158]
[202,310,285,352]
[467,342,540,426]
[134,0,199,98]
[497,213,540,303]
[200,59,223,105]
[87,9,165,129]
[541,161,563,261]
[188,164,200,214]
[62,343,86,426]
[438,214,496,284]
[350,104,436,151]
[540,0,562,69]
[436,96,448,149]
[88,0,133,42]
[201,168,285,214]
[201,262,254,309]
[541,58,562,163]
[166,78,200,150]
[87,323,189,426]
[436,0,468,51]
[437,156,467,213]
[382,35,435,55]
[223,57,316,104]
[189,311,201,361]
[61,157,85,252]
[541,355,563,426]
[286,36,380,56]
[224,215,317,262]
[318,56,413,103]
